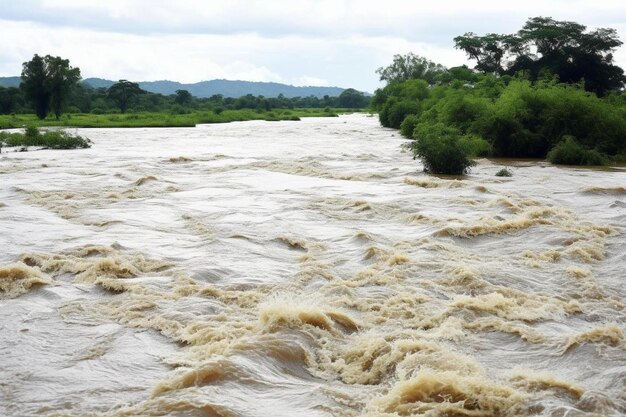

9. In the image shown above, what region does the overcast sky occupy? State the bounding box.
[1,0,625,92]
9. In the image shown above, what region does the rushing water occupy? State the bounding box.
[0,114,625,417]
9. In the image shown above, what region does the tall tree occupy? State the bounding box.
[454,17,625,95]
[20,54,81,119]
[337,88,369,108]
[107,80,143,113]
[174,89,192,105]
[20,54,50,119]
[376,53,447,84]
[44,56,81,119]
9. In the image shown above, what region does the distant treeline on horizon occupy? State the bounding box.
[0,75,370,116]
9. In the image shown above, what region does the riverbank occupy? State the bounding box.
[0,108,363,129]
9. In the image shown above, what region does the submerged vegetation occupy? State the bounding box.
[373,17,626,172]
[0,126,91,150]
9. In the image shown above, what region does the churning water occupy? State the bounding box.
[1,114,625,417]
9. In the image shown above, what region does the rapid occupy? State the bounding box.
[0,114,624,417]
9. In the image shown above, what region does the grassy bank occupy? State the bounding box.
[0,108,361,129]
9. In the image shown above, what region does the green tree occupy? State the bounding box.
[20,54,81,119]
[20,54,51,119]
[107,80,143,113]
[337,88,368,108]
[44,56,81,119]
[454,17,625,95]
[174,89,193,105]
[376,53,447,84]
[0,86,25,114]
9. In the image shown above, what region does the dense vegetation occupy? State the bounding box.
[0,126,91,150]
[373,18,626,173]
[0,55,370,125]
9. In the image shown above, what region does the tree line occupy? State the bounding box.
[372,17,626,172]
[0,55,370,118]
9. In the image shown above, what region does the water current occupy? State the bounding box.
[1,114,625,416]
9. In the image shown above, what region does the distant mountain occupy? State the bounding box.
[82,78,350,98]
[0,77,21,88]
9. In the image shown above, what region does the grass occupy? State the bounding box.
[0,126,91,149]
[0,108,359,129]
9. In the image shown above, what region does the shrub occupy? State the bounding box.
[400,114,420,138]
[547,136,609,166]
[495,168,513,177]
[0,127,91,149]
[24,125,45,146]
[412,123,475,174]
[459,134,492,157]
[42,131,91,149]
[380,98,420,128]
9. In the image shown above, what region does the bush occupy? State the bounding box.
[547,136,609,166]
[0,127,91,149]
[459,134,492,157]
[43,131,91,149]
[400,114,420,138]
[495,168,513,177]
[412,123,475,174]
[380,98,420,128]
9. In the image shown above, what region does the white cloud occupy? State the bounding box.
[0,1,625,92]
[291,76,330,87]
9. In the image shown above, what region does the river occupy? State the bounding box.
[1,114,625,416]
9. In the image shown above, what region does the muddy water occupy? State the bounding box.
[0,114,625,417]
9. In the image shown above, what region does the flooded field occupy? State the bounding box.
[1,114,625,417]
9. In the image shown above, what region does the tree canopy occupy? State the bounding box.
[376,53,447,85]
[454,17,625,95]
[107,80,144,113]
[20,54,81,119]
[337,88,369,108]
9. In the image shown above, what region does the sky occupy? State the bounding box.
[1,0,625,92]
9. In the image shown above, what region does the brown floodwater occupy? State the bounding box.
[0,114,625,417]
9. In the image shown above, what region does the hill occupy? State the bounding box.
[0,77,21,88]
[2,76,353,98]
[82,78,349,98]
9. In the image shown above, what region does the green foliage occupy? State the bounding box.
[454,17,625,95]
[0,126,90,149]
[380,98,420,128]
[376,53,447,84]
[20,54,81,120]
[107,80,144,113]
[546,136,609,165]
[20,55,50,119]
[458,134,492,157]
[411,123,475,174]
[400,114,420,138]
[484,80,626,157]
[0,108,349,129]
[375,63,626,164]
[174,89,193,105]
[44,56,81,119]
[495,168,513,177]
[338,88,369,108]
